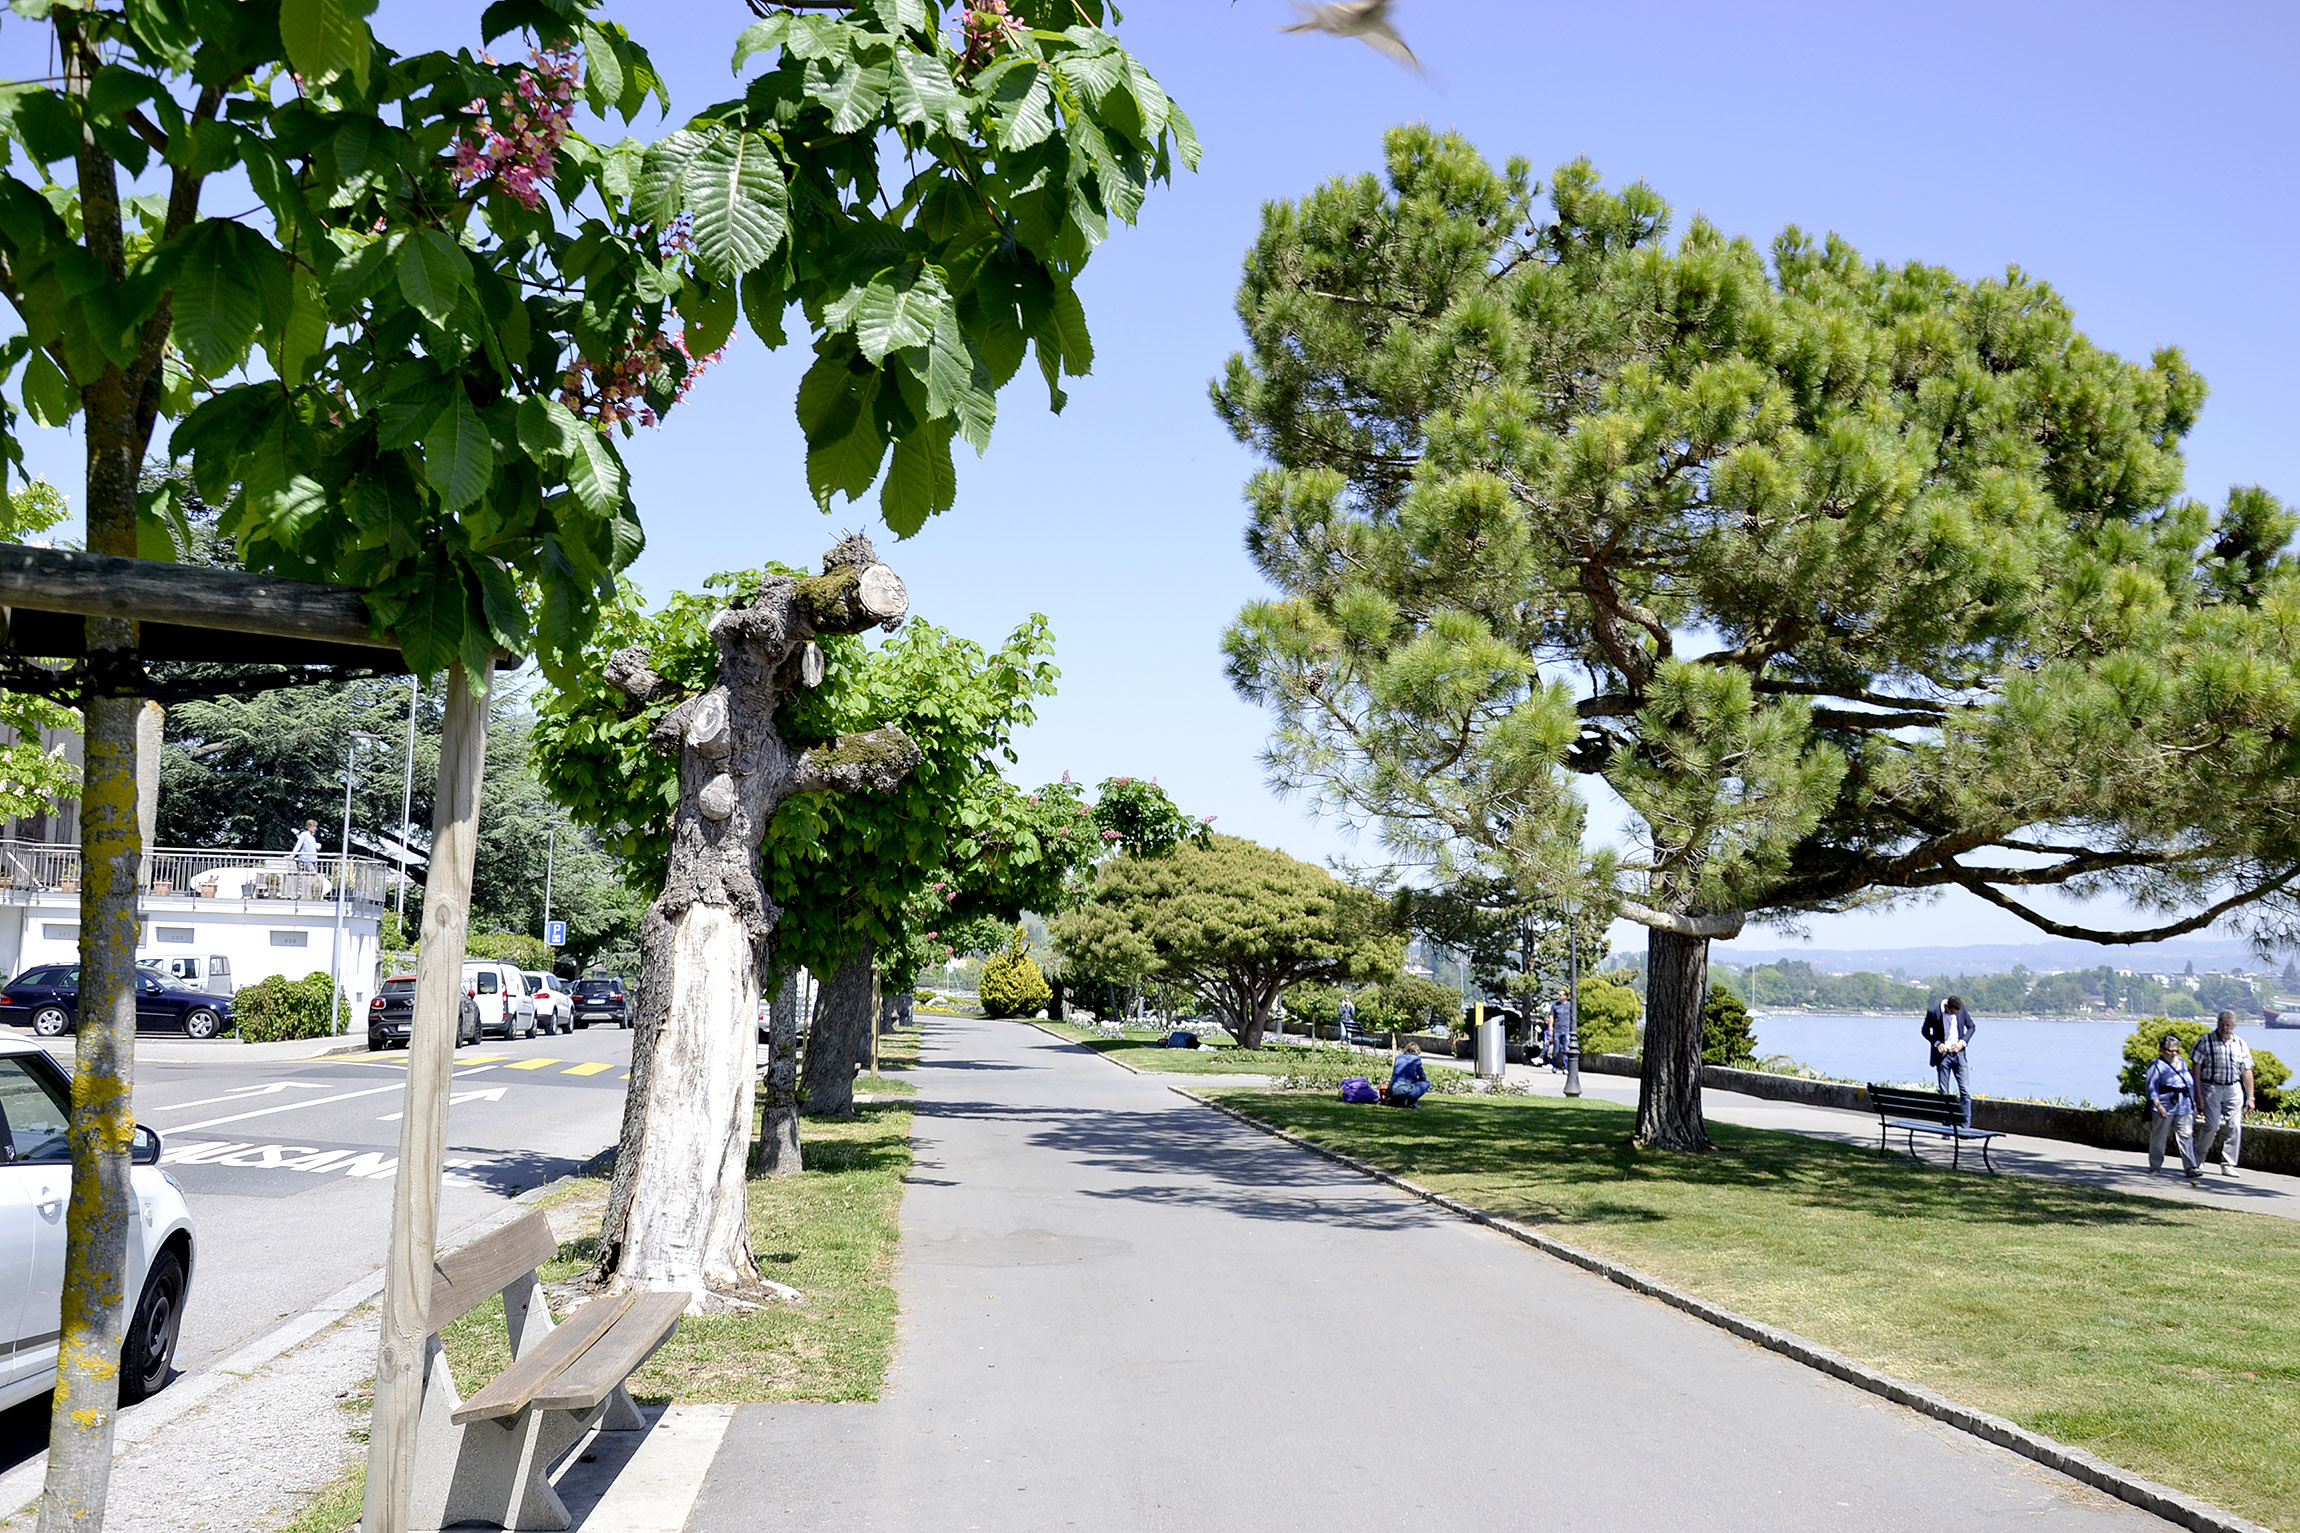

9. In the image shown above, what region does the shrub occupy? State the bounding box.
[1702,981,1757,1066]
[1576,975,1641,1056]
[235,971,348,1042]
[1366,974,1461,1035]
[1283,984,1342,1033]
[978,926,1052,1019]
[2118,1017,2290,1111]
[467,931,551,972]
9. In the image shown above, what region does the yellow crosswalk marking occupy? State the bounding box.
[562,1061,613,1076]
[504,1057,563,1071]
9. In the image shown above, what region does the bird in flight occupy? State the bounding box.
[1277,0,1422,75]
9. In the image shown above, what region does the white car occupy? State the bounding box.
[463,961,538,1040]
[521,972,573,1036]
[0,1038,194,1409]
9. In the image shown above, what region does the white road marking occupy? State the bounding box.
[159,1140,489,1179]
[379,1086,508,1120]
[147,1080,333,1112]
[164,1065,502,1133]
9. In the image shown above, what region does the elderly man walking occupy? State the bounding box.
[2192,1011,2257,1178]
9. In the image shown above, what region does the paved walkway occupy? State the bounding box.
[689,1016,2172,1532]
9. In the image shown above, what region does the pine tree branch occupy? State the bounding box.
[1948,866,2300,944]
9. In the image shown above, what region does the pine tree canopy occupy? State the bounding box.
[1217,125,2300,949]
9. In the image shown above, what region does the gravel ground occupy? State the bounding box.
[105,1313,376,1533]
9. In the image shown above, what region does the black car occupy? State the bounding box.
[0,965,235,1039]
[571,976,631,1029]
[367,975,482,1050]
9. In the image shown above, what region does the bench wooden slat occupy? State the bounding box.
[528,1292,686,1413]
[450,1292,636,1426]
[430,1211,561,1329]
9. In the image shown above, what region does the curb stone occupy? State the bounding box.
[1175,1086,2270,1533]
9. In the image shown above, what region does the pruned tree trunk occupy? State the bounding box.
[800,948,874,1118]
[753,970,803,1176]
[593,539,918,1304]
[1636,927,1712,1151]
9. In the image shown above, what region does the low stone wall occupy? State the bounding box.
[1577,1052,2300,1176]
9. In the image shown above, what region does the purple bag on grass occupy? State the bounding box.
[1340,1077,1380,1104]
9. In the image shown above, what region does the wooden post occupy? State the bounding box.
[364,661,491,1533]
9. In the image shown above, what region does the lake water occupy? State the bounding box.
[1751,1012,2294,1106]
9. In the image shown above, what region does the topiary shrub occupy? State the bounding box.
[1702,981,1757,1066]
[978,926,1052,1019]
[1575,975,1641,1056]
[2119,1017,2290,1111]
[235,971,348,1042]
[467,931,551,972]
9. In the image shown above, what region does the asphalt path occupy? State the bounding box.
[0,1019,641,1471]
[692,1015,2172,1532]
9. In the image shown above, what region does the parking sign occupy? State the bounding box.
[545,919,567,946]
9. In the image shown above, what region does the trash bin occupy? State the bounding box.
[1476,1017,1505,1077]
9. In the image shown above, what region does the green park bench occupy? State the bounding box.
[407,1210,686,1531]
[1865,1083,2000,1173]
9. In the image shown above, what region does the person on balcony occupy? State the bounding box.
[293,819,321,873]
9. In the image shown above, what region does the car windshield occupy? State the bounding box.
[576,980,617,996]
[382,978,416,995]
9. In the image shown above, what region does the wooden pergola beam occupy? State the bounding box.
[0,545,393,651]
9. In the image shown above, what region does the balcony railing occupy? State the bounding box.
[0,840,391,906]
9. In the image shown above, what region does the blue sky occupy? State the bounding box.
[11,2,2297,954]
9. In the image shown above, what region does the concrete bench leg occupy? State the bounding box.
[403,1273,653,1531]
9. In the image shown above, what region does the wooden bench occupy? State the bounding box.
[408,1211,686,1531]
[1865,1083,2000,1173]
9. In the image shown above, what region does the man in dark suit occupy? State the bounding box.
[1922,995,1977,1125]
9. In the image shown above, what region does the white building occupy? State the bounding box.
[0,840,386,1010]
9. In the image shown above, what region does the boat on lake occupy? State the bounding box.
[2266,1009,2298,1030]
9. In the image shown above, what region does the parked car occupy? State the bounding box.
[0,965,235,1040]
[0,1037,193,1408]
[367,975,483,1051]
[521,971,573,1036]
[462,960,538,1040]
[571,975,629,1030]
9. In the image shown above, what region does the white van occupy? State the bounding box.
[462,960,538,1040]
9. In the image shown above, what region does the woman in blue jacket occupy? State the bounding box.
[2145,1032,2202,1181]
[1388,1039,1430,1107]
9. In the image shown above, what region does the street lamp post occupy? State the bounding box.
[331,731,385,1034]
[1561,891,1582,1097]
[395,679,419,927]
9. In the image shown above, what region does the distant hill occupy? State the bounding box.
[1708,936,2282,979]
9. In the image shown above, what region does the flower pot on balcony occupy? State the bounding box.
[150,880,173,897]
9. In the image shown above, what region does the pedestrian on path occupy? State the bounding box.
[1548,989,1571,1072]
[2144,1032,2202,1181]
[2192,1011,2256,1177]
[1922,995,1977,1125]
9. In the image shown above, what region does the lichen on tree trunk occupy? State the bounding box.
[753,970,803,1176]
[800,948,874,1119]
[592,538,919,1306]
[1636,927,1714,1151]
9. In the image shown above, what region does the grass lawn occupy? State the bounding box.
[853,1023,920,1096]
[1211,1088,2300,1532]
[1038,1021,1345,1075]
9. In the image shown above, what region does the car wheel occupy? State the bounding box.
[31,1005,69,1038]
[182,1009,219,1041]
[119,1248,186,1405]
[368,1034,384,1052]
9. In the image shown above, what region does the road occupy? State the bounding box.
[0,1020,640,1470]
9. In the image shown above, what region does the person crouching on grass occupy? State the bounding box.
[1386,1038,1430,1107]
[2145,1033,2202,1182]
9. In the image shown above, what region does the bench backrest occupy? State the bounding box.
[429,1210,558,1331]
[1866,1084,1964,1124]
